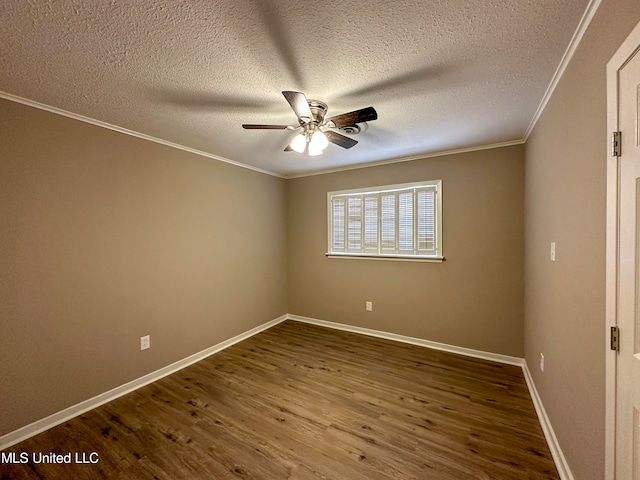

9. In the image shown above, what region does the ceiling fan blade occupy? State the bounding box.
[282,91,313,122]
[242,124,294,130]
[325,131,358,149]
[327,107,378,128]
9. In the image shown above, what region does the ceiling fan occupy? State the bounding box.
[242,91,377,156]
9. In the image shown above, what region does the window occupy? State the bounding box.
[327,180,443,261]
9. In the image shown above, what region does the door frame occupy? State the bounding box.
[606,19,640,480]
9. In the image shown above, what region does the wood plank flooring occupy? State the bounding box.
[0,320,559,479]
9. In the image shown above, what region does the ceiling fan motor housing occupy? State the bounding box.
[307,100,328,126]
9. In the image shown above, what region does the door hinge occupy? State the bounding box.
[610,326,620,351]
[611,131,622,157]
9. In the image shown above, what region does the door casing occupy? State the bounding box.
[606,18,640,480]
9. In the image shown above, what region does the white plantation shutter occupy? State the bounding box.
[381,194,396,251]
[417,188,436,253]
[328,180,442,259]
[347,196,362,251]
[398,192,413,252]
[364,196,379,251]
[332,198,346,251]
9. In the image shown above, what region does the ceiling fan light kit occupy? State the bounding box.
[308,131,328,156]
[311,130,329,150]
[290,129,330,155]
[290,133,307,153]
[242,91,377,157]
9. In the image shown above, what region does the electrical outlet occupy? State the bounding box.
[550,242,556,262]
[366,301,373,311]
[140,335,150,351]
[539,353,545,372]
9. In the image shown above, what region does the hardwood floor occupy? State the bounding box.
[0,320,558,479]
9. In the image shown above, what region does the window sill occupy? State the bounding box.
[325,253,445,263]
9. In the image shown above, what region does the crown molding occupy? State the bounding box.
[283,139,526,179]
[523,0,602,140]
[0,91,284,179]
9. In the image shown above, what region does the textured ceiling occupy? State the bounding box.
[0,0,590,176]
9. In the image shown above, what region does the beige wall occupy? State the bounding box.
[287,145,525,357]
[5,6,638,476]
[524,1,640,479]
[0,98,288,436]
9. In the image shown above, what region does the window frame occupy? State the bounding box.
[326,180,443,262]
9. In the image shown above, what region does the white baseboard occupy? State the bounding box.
[286,314,524,366]
[0,314,288,451]
[521,361,574,480]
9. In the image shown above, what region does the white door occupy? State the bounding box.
[616,44,640,479]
